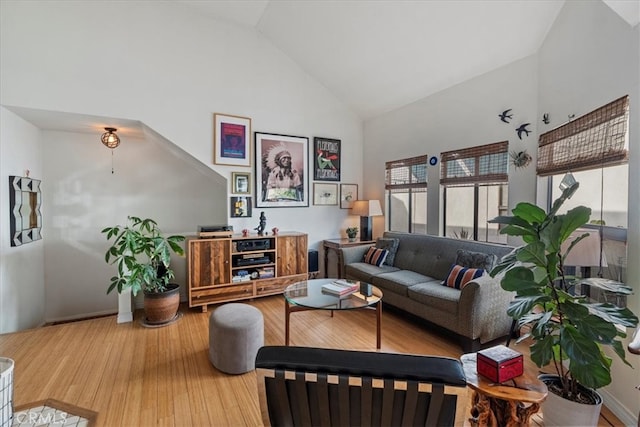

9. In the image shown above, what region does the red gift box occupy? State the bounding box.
[477,345,523,383]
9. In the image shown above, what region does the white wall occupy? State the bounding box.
[538,1,639,423]
[364,55,539,240]
[0,1,364,329]
[0,108,45,332]
[41,128,228,322]
[364,1,639,423]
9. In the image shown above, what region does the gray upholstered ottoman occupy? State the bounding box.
[209,303,264,374]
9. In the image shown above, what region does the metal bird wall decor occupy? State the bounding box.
[542,113,550,124]
[515,123,531,140]
[499,109,513,123]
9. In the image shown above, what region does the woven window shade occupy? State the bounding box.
[385,155,428,191]
[440,141,508,186]
[537,96,629,176]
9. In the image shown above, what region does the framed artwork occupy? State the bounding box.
[339,183,358,209]
[313,183,338,206]
[230,196,252,218]
[213,113,252,167]
[232,172,251,194]
[255,132,309,208]
[313,137,341,181]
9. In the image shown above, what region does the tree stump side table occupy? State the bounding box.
[461,353,548,427]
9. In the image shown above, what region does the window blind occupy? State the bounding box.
[385,155,428,191]
[537,95,629,176]
[440,141,508,186]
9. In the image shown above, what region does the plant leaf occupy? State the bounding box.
[511,202,547,225]
[586,303,639,328]
[530,335,555,368]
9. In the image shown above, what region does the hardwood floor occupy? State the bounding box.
[0,296,624,426]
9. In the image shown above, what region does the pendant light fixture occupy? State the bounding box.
[101,127,120,174]
[101,127,120,149]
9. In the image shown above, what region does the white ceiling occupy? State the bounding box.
[8,0,638,132]
[176,0,638,121]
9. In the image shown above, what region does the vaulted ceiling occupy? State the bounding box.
[175,0,638,121]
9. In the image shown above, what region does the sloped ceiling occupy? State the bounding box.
[176,0,638,121]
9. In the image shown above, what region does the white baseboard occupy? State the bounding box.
[45,309,118,325]
[600,388,638,426]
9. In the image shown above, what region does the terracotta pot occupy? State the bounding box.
[538,374,603,427]
[143,283,180,325]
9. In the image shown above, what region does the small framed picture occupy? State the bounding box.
[340,183,358,209]
[313,137,341,181]
[232,172,251,194]
[213,113,252,167]
[230,196,252,218]
[313,183,338,206]
[255,132,309,208]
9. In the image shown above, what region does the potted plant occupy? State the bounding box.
[489,182,638,426]
[102,216,185,325]
[346,226,358,242]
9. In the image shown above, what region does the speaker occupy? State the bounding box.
[308,250,319,273]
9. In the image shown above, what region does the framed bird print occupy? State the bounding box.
[313,137,340,181]
[313,183,338,206]
[255,132,309,208]
[339,183,358,209]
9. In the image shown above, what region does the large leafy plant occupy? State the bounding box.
[102,216,185,295]
[489,182,637,401]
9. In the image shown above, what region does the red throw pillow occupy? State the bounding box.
[442,264,484,290]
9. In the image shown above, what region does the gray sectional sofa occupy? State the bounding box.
[339,231,515,352]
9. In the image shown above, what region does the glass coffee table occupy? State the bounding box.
[283,278,383,349]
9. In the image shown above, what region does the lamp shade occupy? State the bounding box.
[351,200,383,217]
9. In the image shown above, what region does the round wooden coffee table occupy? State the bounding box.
[283,278,383,348]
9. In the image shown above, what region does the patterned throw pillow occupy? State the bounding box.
[375,237,400,266]
[363,247,389,267]
[455,249,497,271]
[442,264,485,290]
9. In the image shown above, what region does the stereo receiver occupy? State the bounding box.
[236,239,271,252]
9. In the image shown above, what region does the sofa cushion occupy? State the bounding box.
[372,270,436,297]
[345,262,399,283]
[442,264,485,290]
[376,237,400,266]
[364,247,389,266]
[408,282,460,314]
[455,249,497,271]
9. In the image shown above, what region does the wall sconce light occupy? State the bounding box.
[351,200,383,241]
[101,127,120,149]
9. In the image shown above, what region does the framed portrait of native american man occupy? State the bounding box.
[255,132,309,208]
[313,137,341,181]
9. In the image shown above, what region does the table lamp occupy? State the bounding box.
[351,200,383,241]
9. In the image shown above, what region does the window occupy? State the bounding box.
[441,141,509,243]
[537,95,629,291]
[385,155,428,233]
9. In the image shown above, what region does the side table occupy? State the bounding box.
[322,238,374,278]
[461,353,547,427]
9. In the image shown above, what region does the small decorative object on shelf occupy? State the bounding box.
[477,345,523,383]
[346,226,358,242]
[272,227,279,235]
[255,211,267,235]
[242,228,249,237]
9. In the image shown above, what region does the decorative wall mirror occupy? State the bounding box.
[9,175,42,246]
